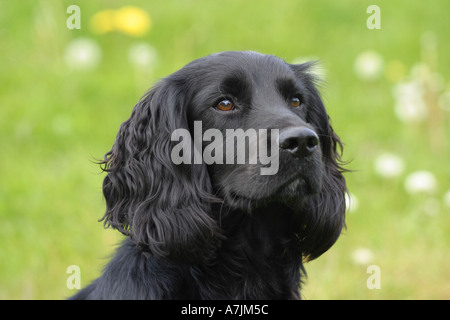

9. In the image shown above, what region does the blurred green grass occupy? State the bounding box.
[1,0,449,299]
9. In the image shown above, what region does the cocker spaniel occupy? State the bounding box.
[72,51,347,300]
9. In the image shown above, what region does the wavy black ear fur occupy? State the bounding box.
[291,62,348,261]
[99,78,222,264]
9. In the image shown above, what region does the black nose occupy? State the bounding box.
[279,127,319,158]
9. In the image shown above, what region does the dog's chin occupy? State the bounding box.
[273,176,320,200]
[222,173,323,212]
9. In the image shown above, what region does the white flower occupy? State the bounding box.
[64,38,102,70]
[345,192,359,213]
[393,80,427,123]
[354,51,384,80]
[374,153,405,178]
[128,43,157,67]
[404,171,437,194]
[351,248,374,265]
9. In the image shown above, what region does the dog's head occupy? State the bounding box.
[100,51,347,263]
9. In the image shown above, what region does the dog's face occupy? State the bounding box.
[101,51,347,263]
[182,52,325,209]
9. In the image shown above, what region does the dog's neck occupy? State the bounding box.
[189,204,305,299]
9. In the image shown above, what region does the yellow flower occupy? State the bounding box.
[115,6,151,37]
[90,9,116,35]
[385,60,406,82]
[90,6,151,37]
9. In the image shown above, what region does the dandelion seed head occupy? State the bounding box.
[64,38,101,71]
[354,51,384,80]
[374,153,405,178]
[351,248,374,265]
[404,171,437,195]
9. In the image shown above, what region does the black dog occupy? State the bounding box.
[72,51,347,299]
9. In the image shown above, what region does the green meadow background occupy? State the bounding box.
[1,0,449,299]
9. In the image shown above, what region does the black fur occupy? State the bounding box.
[71,51,347,300]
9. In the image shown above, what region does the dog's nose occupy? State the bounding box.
[279,127,319,158]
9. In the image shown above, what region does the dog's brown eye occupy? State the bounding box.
[290,97,301,108]
[216,100,234,111]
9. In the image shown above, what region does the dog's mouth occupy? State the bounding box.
[223,170,322,210]
[211,151,324,210]
[282,168,322,194]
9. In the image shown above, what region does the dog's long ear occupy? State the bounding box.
[291,62,348,261]
[298,143,347,261]
[99,78,221,263]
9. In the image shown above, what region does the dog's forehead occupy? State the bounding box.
[200,51,294,85]
[209,51,286,71]
[208,50,264,59]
